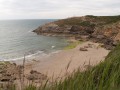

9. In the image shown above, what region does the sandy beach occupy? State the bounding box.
[16,41,109,79]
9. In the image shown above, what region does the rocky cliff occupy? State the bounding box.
[33,15,120,50]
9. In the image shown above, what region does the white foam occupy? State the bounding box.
[2,50,46,61]
[51,46,55,49]
[0,48,62,62]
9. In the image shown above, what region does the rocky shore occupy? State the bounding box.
[0,61,47,89]
[33,15,120,50]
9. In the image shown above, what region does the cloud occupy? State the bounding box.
[0,0,120,19]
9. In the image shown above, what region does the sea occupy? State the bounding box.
[0,19,68,61]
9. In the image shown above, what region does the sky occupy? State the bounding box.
[0,0,120,19]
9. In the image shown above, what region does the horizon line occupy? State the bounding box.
[0,14,120,20]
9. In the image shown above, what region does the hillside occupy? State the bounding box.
[33,15,120,50]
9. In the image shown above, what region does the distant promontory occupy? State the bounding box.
[33,15,120,50]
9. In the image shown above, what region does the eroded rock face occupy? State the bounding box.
[33,24,95,39]
[33,23,72,35]
[69,25,94,35]
[33,23,59,34]
[93,21,120,41]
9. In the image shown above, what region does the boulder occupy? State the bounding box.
[80,47,88,51]
[88,44,93,48]
[84,46,89,48]
[104,45,113,50]
[0,76,11,82]
[0,73,16,82]
[27,70,47,81]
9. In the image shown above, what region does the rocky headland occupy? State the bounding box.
[33,15,120,50]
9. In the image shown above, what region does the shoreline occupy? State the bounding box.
[13,41,110,79]
[9,37,76,64]
[11,49,62,65]
[1,36,69,62]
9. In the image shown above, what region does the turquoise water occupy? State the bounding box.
[0,19,68,61]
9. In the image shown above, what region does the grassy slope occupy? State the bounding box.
[25,44,120,90]
[55,15,120,27]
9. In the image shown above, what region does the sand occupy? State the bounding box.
[15,41,110,79]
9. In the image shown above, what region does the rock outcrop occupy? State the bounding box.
[33,15,120,50]
[93,21,120,41]
[26,70,47,83]
[0,62,47,89]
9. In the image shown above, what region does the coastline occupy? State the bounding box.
[13,41,109,79]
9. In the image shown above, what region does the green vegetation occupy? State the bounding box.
[56,18,95,27]
[79,21,95,27]
[85,15,97,18]
[0,61,10,65]
[85,15,120,25]
[94,15,120,24]
[24,43,120,90]
[25,85,37,90]
[55,15,120,27]
[56,18,83,26]
[64,41,82,50]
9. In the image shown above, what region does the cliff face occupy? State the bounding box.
[93,21,120,41]
[33,15,120,49]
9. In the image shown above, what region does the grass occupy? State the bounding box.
[0,61,10,65]
[24,85,37,90]
[55,15,120,27]
[64,41,82,50]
